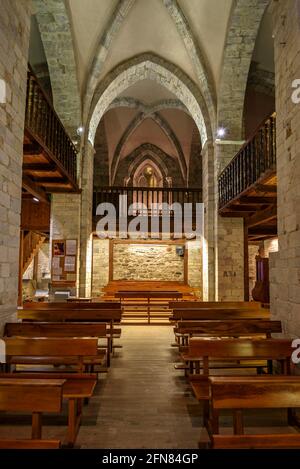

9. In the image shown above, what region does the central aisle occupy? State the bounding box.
[77,326,201,448]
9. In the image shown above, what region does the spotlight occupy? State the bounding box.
[77,126,84,136]
[33,197,39,203]
[217,127,226,138]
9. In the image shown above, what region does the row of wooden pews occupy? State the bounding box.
[101,281,198,324]
[169,300,300,449]
[0,300,122,448]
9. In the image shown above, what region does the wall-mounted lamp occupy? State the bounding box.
[216,127,226,138]
[33,197,39,203]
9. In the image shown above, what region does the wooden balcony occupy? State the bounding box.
[218,113,277,241]
[93,186,203,236]
[22,68,79,203]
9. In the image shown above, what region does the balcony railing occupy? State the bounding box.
[218,113,276,209]
[93,186,202,218]
[25,68,77,184]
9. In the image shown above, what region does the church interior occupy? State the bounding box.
[0,0,300,451]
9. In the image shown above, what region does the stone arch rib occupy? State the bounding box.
[83,0,136,123]
[34,0,81,138]
[87,53,213,148]
[162,0,216,130]
[218,0,270,140]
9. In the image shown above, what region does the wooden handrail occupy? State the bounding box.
[25,68,78,184]
[218,113,276,209]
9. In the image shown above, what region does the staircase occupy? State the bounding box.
[22,231,46,274]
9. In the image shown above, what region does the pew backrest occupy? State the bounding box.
[169,301,263,310]
[18,309,122,322]
[176,319,281,337]
[23,302,120,310]
[171,309,270,321]
[4,322,107,338]
[4,337,98,357]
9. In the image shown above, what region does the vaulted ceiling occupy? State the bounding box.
[30,0,274,186]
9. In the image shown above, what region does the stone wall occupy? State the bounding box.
[92,238,110,297]
[49,193,81,296]
[112,243,185,282]
[214,142,245,301]
[270,0,300,337]
[0,0,31,332]
[186,240,202,299]
[249,244,258,300]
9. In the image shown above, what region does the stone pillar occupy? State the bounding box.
[0,0,31,331]
[201,141,215,300]
[270,0,300,337]
[79,142,95,297]
[49,193,81,295]
[214,141,245,301]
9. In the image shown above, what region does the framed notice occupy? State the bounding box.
[51,239,78,285]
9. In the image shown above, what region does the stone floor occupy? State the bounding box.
[0,325,298,448]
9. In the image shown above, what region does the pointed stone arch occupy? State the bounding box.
[111,110,186,183]
[108,97,189,114]
[114,143,184,187]
[87,53,213,148]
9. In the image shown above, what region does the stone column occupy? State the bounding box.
[79,142,95,297]
[270,0,300,337]
[214,141,245,301]
[0,0,31,331]
[201,141,215,300]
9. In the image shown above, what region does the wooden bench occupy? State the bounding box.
[174,319,282,346]
[18,308,122,323]
[169,301,263,310]
[0,372,97,447]
[115,291,182,323]
[170,308,270,322]
[4,322,113,368]
[3,337,101,373]
[187,338,293,425]
[23,301,121,309]
[0,378,64,448]
[205,376,300,449]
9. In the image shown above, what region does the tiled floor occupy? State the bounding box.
[77,325,202,449]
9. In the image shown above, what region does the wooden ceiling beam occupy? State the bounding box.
[254,184,277,194]
[246,205,277,228]
[23,143,42,155]
[248,226,278,236]
[239,196,277,205]
[22,175,49,204]
[23,163,57,172]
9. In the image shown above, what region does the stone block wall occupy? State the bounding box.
[270,0,300,337]
[0,0,31,332]
[50,193,81,296]
[112,243,185,282]
[92,238,110,297]
[186,240,202,298]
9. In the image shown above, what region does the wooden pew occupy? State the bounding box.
[3,337,101,373]
[206,376,300,449]
[18,309,122,323]
[0,378,64,448]
[4,322,112,367]
[115,291,182,323]
[187,338,293,425]
[170,308,270,322]
[0,373,97,447]
[174,319,282,346]
[169,301,263,310]
[23,301,121,309]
